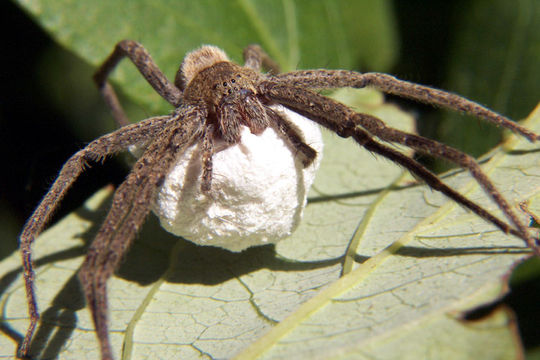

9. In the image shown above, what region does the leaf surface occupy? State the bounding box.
[2,97,539,359]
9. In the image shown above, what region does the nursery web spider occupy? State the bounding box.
[18,40,540,359]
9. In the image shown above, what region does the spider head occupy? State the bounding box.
[181,47,261,106]
[180,47,265,142]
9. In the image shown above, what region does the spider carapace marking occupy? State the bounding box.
[17,40,540,360]
[186,61,268,143]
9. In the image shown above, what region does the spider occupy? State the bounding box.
[18,40,540,360]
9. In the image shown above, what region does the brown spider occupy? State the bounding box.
[18,40,540,360]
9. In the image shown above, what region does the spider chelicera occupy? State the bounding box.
[18,40,540,360]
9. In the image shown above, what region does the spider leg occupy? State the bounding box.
[262,82,539,255]
[79,108,203,360]
[352,112,535,249]
[78,179,150,360]
[265,107,317,167]
[94,40,183,127]
[79,175,158,360]
[17,115,172,357]
[273,70,539,142]
[243,44,281,74]
[352,127,524,240]
[201,124,215,192]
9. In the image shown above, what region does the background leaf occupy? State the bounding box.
[15,0,397,115]
[439,0,540,158]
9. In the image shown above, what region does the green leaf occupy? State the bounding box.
[235,104,540,360]
[439,0,540,157]
[1,94,539,359]
[15,0,398,114]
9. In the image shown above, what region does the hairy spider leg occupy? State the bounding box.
[265,107,318,167]
[94,40,183,127]
[200,123,215,192]
[243,44,281,74]
[78,108,203,359]
[274,70,539,142]
[262,82,540,255]
[17,115,172,357]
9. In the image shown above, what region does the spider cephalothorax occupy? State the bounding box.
[183,47,268,141]
[18,41,539,360]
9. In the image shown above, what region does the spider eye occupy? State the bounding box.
[231,79,236,83]
[223,81,228,86]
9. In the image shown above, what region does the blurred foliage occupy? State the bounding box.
[16,0,398,118]
[440,0,540,158]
